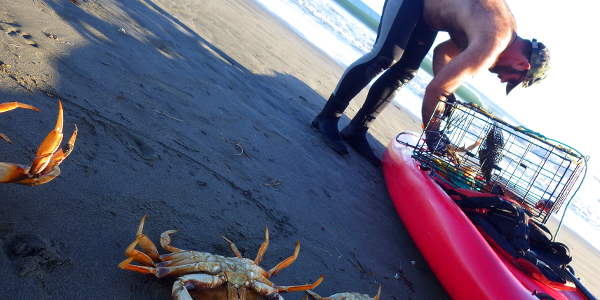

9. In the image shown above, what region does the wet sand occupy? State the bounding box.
[0,0,597,299]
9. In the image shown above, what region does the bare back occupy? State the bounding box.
[422,0,516,50]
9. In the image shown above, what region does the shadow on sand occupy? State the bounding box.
[0,1,446,299]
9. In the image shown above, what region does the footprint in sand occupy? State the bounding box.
[134,138,159,161]
[1,232,70,278]
[0,20,39,48]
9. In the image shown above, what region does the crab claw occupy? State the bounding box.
[39,124,78,177]
[0,100,77,186]
[535,199,554,213]
[29,100,65,175]
[0,102,40,143]
[0,101,40,113]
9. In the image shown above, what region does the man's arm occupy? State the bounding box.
[423,36,509,130]
[432,40,461,75]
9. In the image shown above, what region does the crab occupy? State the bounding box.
[118,215,324,300]
[446,139,481,166]
[305,285,380,300]
[0,100,77,186]
[535,199,554,213]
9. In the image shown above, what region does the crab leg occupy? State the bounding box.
[172,274,227,300]
[277,274,324,293]
[255,226,269,264]
[220,234,243,259]
[119,256,221,278]
[119,258,221,278]
[29,100,65,175]
[121,216,165,266]
[446,139,482,153]
[0,132,10,144]
[250,281,280,300]
[156,261,223,278]
[267,241,300,277]
[118,257,158,275]
[0,102,39,143]
[158,253,220,267]
[374,284,381,300]
[122,235,156,266]
[161,229,184,253]
[159,250,217,263]
[131,215,162,261]
[0,162,29,184]
[306,290,327,300]
[0,101,39,113]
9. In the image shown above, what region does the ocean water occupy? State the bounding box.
[254,0,600,250]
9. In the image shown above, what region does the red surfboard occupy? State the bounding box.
[382,132,592,300]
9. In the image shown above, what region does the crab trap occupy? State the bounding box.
[413,99,587,224]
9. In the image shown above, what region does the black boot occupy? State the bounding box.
[312,94,349,154]
[340,116,381,166]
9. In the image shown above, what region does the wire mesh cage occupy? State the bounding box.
[413,99,587,224]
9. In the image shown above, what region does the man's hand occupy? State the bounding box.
[442,93,456,119]
[423,33,510,130]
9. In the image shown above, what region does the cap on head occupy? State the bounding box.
[506,39,551,94]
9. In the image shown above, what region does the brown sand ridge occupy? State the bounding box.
[0,0,597,299]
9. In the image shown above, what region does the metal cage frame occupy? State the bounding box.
[413,100,587,224]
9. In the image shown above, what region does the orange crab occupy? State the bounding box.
[119,215,324,300]
[0,100,77,186]
[446,139,481,166]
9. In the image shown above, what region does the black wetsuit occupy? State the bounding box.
[334,0,437,125]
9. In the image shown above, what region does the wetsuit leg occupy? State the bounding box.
[332,0,424,104]
[313,0,429,158]
[353,21,438,124]
[340,21,437,166]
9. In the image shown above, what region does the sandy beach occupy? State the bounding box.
[0,0,597,299]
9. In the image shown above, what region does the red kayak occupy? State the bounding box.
[382,131,594,300]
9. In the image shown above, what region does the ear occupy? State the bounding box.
[513,61,531,71]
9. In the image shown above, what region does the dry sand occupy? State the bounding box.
[0,0,596,299]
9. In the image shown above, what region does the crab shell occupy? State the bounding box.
[306,285,381,300]
[181,280,275,300]
[118,215,324,300]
